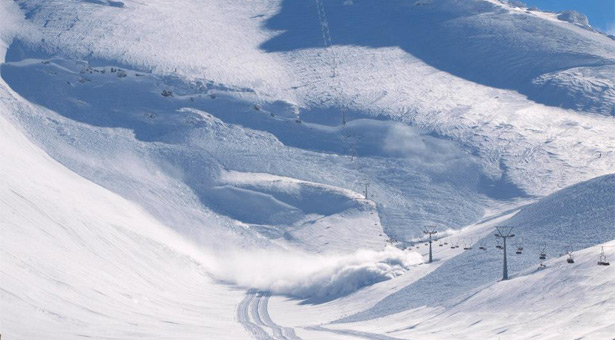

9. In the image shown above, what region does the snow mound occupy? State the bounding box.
[209,246,422,301]
[530,65,615,116]
[556,11,590,28]
[211,170,368,226]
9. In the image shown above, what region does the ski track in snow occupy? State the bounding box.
[238,290,301,340]
[237,291,273,340]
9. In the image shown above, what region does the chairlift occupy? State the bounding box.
[567,252,574,264]
[515,237,523,254]
[539,243,547,260]
[463,238,473,251]
[439,240,443,247]
[479,244,487,251]
[495,238,503,250]
[598,246,610,266]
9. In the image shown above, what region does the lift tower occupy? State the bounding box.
[495,226,515,280]
[424,226,438,263]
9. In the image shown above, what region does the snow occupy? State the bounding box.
[328,240,615,340]
[210,246,423,301]
[0,104,250,339]
[266,175,615,339]
[1,0,614,338]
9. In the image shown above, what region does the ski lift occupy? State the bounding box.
[567,252,574,264]
[539,243,547,260]
[598,247,610,266]
[450,238,456,249]
[479,242,487,251]
[463,238,473,250]
[439,239,443,247]
[495,238,503,250]
[515,237,523,254]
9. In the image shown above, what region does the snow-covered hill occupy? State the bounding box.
[266,175,615,339]
[1,0,614,338]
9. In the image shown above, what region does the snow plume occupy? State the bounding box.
[383,123,465,163]
[207,246,422,299]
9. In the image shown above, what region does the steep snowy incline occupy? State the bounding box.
[8,0,615,201]
[262,175,614,339]
[0,105,249,339]
[345,174,615,322]
[0,47,493,242]
[329,240,615,340]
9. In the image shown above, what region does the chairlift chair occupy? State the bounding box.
[464,238,472,250]
[567,252,574,264]
[463,238,473,251]
[598,247,610,266]
[539,243,547,260]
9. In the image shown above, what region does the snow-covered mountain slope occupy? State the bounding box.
[0,101,250,339]
[1,0,614,338]
[345,173,615,322]
[0,71,421,338]
[0,47,491,243]
[327,240,615,340]
[264,174,615,339]
[6,0,614,203]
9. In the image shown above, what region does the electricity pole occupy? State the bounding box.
[495,226,515,280]
[424,226,438,263]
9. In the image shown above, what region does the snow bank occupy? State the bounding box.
[208,246,422,300]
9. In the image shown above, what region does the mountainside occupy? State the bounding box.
[1,0,614,338]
